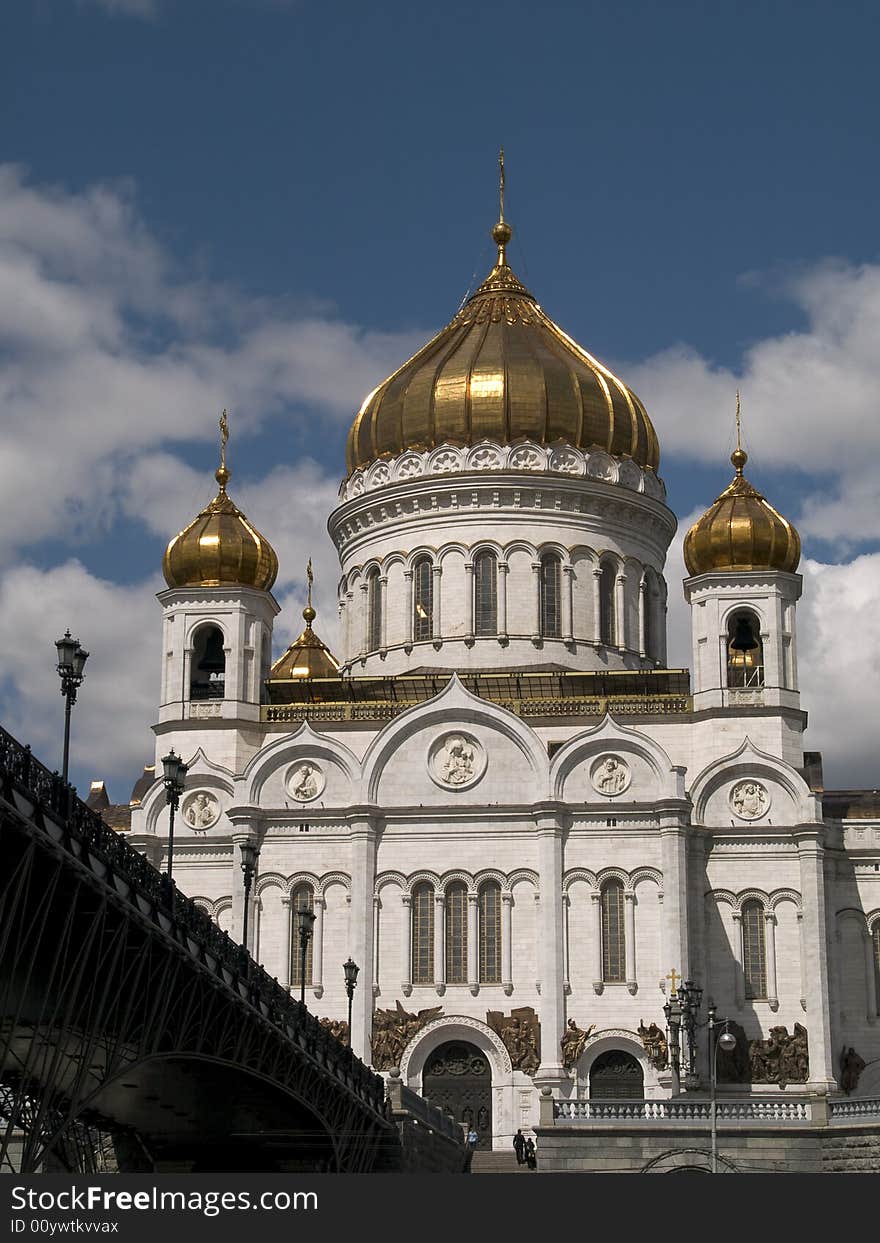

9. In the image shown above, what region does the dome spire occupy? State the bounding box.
[303,557,316,626]
[217,408,231,489]
[491,145,512,264]
[731,390,747,476]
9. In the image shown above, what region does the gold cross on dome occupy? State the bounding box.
[666,968,680,995]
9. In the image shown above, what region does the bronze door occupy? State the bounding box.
[589,1049,644,1099]
[422,1041,492,1149]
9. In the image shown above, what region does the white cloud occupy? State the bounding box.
[0,164,422,564]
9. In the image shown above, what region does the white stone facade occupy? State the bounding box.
[128,431,880,1153]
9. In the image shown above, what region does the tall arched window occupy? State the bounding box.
[479,881,502,984]
[741,900,767,999]
[445,882,468,984]
[190,625,225,700]
[643,570,657,662]
[872,923,880,1015]
[599,561,616,647]
[727,611,764,688]
[290,883,314,989]
[601,880,626,983]
[411,882,434,984]
[540,553,561,638]
[473,551,498,636]
[367,567,382,651]
[413,557,433,642]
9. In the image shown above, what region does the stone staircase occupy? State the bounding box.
[470,1150,533,1174]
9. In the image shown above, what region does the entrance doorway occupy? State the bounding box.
[589,1049,644,1099]
[422,1041,492,1149]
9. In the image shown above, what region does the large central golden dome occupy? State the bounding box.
[346,221,660,475]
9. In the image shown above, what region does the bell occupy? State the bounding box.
[730,615,758,653]
[197,629,226,674]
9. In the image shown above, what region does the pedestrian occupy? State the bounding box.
[467,1127,478,1151]
[524,1136,537,1169]
[513,1127,526,1165]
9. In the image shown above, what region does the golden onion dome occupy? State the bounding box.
[163,417,278,592]
[346,218,659,474]
[683,446,801,576]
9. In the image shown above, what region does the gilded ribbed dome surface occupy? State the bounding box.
[683,449,800,576]
[163,467,279,592]
[346,228,659,474]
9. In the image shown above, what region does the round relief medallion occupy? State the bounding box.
[590,754,631,797]
[729,779,770,821]
[427,732,487,791]
[182,790,221,830]
[286,761,326,803]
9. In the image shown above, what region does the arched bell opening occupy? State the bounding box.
[726,610,764,689]
[190,625,226,701]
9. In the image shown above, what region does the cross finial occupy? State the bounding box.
[303,558,316,626]
[499,146,505,224]
[216,409,230,488]
[731,391,748,476]
[735,391,742,451]
[665,967,680,995]
[491,147,513,263]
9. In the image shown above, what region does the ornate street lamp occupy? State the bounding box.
[161,749,188,885]
[678,979,703,1087]
[662,989,683,1095]
[297,908,316,1006]
[343,958,359,1047]
[239,839,261,950]
[55,630,89,785]
[708,1003,737,1174]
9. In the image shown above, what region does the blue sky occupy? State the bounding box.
[1,0,879,793]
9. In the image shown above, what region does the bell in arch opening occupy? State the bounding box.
[190,625,226,700]
[727,611,764,689]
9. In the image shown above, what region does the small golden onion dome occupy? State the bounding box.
[268,605,340,684]
[163,463,279,592]
[346,220,659,474]
[683,448,801,576]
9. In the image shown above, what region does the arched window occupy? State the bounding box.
[413,557,433,642]
[727,611,764,688]
[367,567,382,651]
[190,625,225,700]
[473,551,498,636]
[540,553,561,638]
[643,570,659,662]
[599,561,616,647]
[479,881,502,983]
[741,900,767,999]
[445,882,468,984]
[601,880,626,983]
[412,882,434,984]
[290,883,314,989]
[872,923,880,1015]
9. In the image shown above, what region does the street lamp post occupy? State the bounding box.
[297,908,316,1006]
[663,990,682,1094]
[677,979,704,1088]
[161,749,188,886]
[239,840,261,951]
[343,958,359,1047]
[55,631,89,785]
[708,1004,737,1174]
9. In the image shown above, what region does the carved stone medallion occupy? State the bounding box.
[729,779,770,821]
[182,791,220,831]
[428,732,486,791]
[590,754,631,797]
[286,761,326,803]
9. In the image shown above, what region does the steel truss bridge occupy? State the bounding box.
[0,726,399,1173]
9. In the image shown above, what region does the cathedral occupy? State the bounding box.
[117,194,880,1152]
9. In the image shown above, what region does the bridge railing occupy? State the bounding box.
[0,725,389,1120]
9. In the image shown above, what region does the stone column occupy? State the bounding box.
[347,809,378,1062]
[795,828,836,1087]
[401,893,413,995]
[531,561,542,640]
[864,927,878,1024]
[280,894,292,988]
[434,891,446,994]
[591,891,604,993]
[359,582,369,656]
[615,574,627,648]
[372,894,381,996]
[562,564,574,643]
[638,579,647,657]
[312,893,326,997]
[379,575,388,651]
[404,570,414,647]
[764,910,778,1011]
[464,561,475,642]
[501,891,513,995]
[534,805,566,1086]
[624,888,637,995]
[731,911,745,1008]
[432,564,442,643]
[592,568,602,645]
[797,911,807,1011]
[498,561,509,641]
[467,892,479,994]
[562,894,571,995]
[659,819,691,988]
